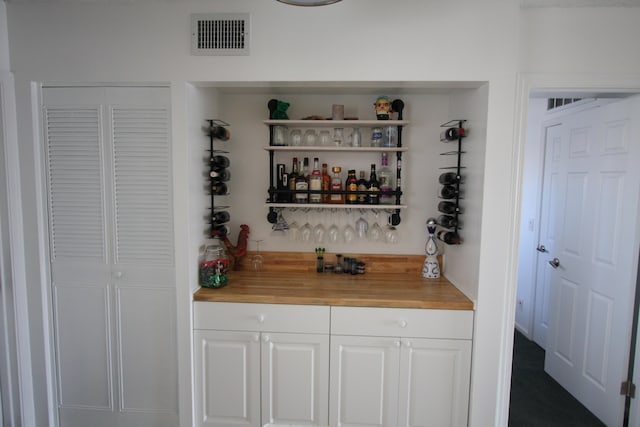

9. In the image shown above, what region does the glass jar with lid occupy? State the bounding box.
[199,239,229,288]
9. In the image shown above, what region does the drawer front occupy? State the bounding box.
[331,306,473,339]
[194,302,330,334]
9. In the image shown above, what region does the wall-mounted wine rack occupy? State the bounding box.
[436,119,466,245]
[206,119,231,237]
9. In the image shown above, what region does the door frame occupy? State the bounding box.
[501,73,640,425]
[0,71,33,425]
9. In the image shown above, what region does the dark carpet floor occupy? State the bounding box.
[509,330,606,427]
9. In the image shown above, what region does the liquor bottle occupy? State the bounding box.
[209,169,231,181]
[210,155,230,170]
[439,172,461,185]
[321,163,331,203]
[440,127,466,142]
[330,166,344,204]
[295,157,309,203]
[440,185,458,199]
[378,153,394,205]
[345,169,358,204]
[437,214,458,228]
[309,158,323,203]
[212,211,231,224]
[288,157,299,203]
[357,170,368,204]
[368,164,380,205]
[276,163,289,203]
[438,200,459,214]
[437,230,462,245]
[211,182,228,195]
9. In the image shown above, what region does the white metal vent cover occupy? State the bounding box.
[191,13,250,56]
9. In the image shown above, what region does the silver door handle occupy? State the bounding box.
[548,258,560,269]
[536,245,547,253]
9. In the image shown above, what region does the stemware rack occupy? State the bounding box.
[206,119,230,237]
[437,119,466,244]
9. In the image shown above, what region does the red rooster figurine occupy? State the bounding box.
[213,224,250,270]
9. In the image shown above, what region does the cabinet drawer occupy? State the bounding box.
[194,302,330,334]
[331,306,473,339]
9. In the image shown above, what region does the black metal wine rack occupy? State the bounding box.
[207,119,230,237]
[437,119,466,244]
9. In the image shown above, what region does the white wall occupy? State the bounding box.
[18,1,640,426]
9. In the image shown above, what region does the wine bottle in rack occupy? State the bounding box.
[209,169,231,181]
[437,230,462,245]
[210,124,230,141]
[440,184,458,199]
[438,200,459,214]
[437,214,458,229]
[212,182,228,195]
[212,211,230,224]
[321,163,331,203]
[439,172,461,185]
[210,155,230,170]
[357,171,368,204]
[440,127,466,142]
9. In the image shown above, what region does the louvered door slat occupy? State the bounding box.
[112,107,173,265]
[45,107,106,261]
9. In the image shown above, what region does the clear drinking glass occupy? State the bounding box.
[252,240,264,270]
[303,129,317,147]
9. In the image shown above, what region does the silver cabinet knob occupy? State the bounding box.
[548,258,560,269]
[536,245,547,253]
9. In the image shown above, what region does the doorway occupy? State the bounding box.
[514,93,640,426]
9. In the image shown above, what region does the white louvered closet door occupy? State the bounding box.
[43,86,178,427]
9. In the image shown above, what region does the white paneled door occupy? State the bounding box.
[42,86,177,427]
[544,96,640,426]
[532,123,563,348]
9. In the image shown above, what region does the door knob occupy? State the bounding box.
[536,245,547,253]
[548,258,560,269]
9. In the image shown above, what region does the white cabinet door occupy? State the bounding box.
[261,332,329,426]
[330,335,400,427]
[194,330,261,427]
[397,338,471,427]
[42,86,177,427]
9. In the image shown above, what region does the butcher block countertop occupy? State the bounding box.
[193,252,474,310]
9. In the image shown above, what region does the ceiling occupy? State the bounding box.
[521,0,640,6]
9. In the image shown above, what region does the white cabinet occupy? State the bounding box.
[193,302,330,427]
[330,306,473,427]
[193,302,473,427]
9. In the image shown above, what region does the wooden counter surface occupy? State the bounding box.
[193,252,473,310]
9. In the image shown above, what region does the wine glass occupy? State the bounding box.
[252,240,264,271]
[355,213,369,240]
[287,221,299,242]
[300,222,312,242]
[384,226,399,244]
[368,222,382,242]
[313,223,326,244]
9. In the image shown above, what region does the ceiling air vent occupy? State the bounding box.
[191,13,250,56]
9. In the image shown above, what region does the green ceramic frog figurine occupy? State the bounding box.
[268,98,290,120]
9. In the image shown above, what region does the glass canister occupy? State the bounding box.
[199,239,229,288]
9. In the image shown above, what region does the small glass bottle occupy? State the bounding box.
[351,127,362,147]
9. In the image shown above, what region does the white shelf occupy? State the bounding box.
[265,203,407,210]
[264,146,408,152]
[264,119,409,127]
